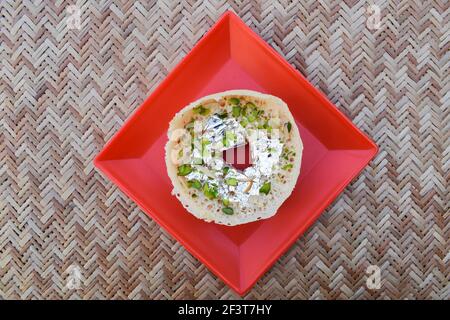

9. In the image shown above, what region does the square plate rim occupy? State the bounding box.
[94,11,379,295]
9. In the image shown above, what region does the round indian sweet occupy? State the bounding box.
[165,90,303,226]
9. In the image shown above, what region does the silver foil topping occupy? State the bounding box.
[183,109,283,208]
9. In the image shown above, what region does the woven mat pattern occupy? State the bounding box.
[0,1,449,299]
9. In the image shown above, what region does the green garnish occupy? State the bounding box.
[222,199,230,206]
[232,106,241,117]
[193,105,210,116]
[240,118,248,128]
[186,121,195,138]
[225,178,238,186]
[246,113,257,123]
[187,179,202,189]
[258,121,272,130]
[259,182,271,195]
[178,149,183,158]
[226,131,236,140]
[282,147,294,160]
[201,138,211,157]
[222,207,234,215]
[223,131,236,147]
[282,164,293,170]
[177,164,193,176]
[218,112,228,119]
[203,182,218,200]
[286,122,292,133]
[245,106,259,123]
[222,166,230,176]
[229,97,240,105]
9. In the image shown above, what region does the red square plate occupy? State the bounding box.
[94,11,377,295]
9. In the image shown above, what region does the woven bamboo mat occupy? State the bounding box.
[0,0,448,299]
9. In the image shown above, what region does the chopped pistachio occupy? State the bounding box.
[177,164,193,176]
[193,105,210,116]
[186,121,195,138]
[201,138,211,157]
[282,164,293,170]
[222,166,230,176]
[282,147,294,160]
[223,131,236,147]
[259,181,271,195]
[202,182,210,196]
[240,118,248,128]
[226,131,236,140]
[225,178,238,186]
[187,179,202,189]
[286,122,292,133]
[222,207,234,215]
[257,120,272,131]
[232,106,241,117]
[178,149,183,158]
[246,113,256,123]
[210,187,219,199]
[218,112,228,119]
[229,97,240,105]
[246,107,259,123]
[203,182,218,200]
[222,199,230,206]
